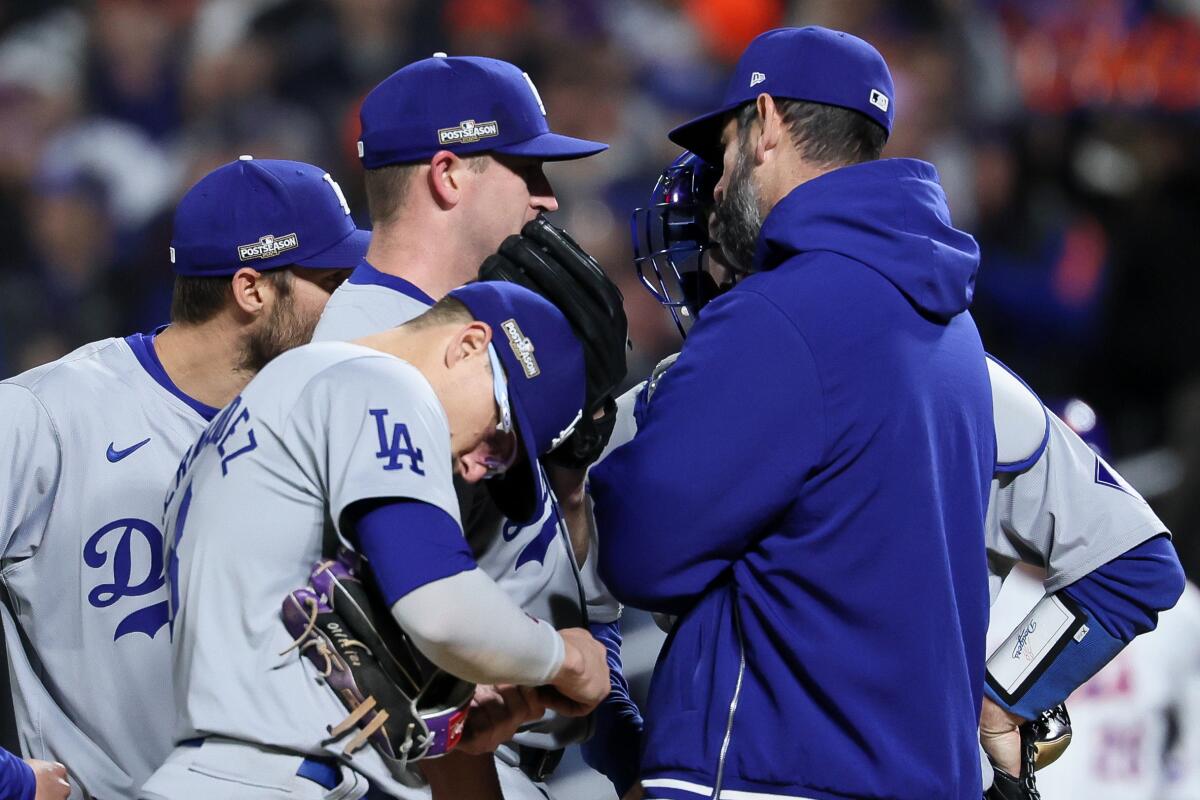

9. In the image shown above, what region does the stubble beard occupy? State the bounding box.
[239,276,319,373]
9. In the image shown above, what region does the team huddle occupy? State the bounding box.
[0,25,1191,800]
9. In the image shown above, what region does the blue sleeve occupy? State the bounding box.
[0,748,34,800]
[345,499,477,606]
[580,620,643,796]
[1061,534,1185,641]
[590,290,824,614]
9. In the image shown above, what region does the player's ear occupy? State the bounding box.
[230,267,268,316]
[428,150,467,210]
[444,321,492,368]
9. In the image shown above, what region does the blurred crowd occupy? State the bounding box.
[1,0,1199,576]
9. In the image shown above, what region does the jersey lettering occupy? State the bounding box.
[516,505,561,569]
[83,518,170,640]
[1093,722,1145,780]
[166,483,194,637]
[369,409,425,474]
[501,519,523,542]
[217,404,257,476]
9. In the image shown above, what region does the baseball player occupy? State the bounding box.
[311,54,628,797]
[140,281,609,800]
[0,157,368,799]
[988,402,1200,800]
[614,145,1187,799]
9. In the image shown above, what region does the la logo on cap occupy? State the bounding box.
[869,89,889,112]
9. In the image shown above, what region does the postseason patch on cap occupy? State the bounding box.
[238,232,300,262]
[438,119,500,146]
[501,318,540,378]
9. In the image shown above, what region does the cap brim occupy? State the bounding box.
[484,397,547,526]
[668,103,742,164]
[493,132,608,161]
[293,228,371,268]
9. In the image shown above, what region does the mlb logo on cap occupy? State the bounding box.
[357,54,608,168]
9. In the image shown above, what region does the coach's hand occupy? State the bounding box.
[542,627,610,715]
[25,759,69,800]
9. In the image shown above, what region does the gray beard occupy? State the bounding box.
[710,145,763,273]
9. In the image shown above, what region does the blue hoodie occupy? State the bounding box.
[591,159,995,800]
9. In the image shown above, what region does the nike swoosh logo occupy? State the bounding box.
[106,438,151,463]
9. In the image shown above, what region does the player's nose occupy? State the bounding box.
[713,178,726,205]
[529,165,558,213]
[533,193,559,214]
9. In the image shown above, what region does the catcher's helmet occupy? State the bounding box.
[630,151,731,336]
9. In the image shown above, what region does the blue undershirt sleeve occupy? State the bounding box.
[344,499,477,607]
[1061,534,1185,641]
[580,619,643,796]
[0,748,34,800]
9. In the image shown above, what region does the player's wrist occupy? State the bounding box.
[553,631,584,686]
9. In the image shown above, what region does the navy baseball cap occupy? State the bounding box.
[669,26,895,163]
[170,156,370,276]
[448,281,586,524]
[358,54,608,168]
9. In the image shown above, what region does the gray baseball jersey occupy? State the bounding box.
[983,356,1167,599]
[0,334,215,799]
[313,268,611,796]
[160,341,459,793]
[315,269,616,629]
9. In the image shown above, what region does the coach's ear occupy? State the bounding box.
[444,320,492,368]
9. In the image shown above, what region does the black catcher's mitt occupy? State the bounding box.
[479,216,629,468]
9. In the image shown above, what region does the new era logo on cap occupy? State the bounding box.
[869,88,889,112]
[750,71,766,87]
[501,318,540,378]
[238,233,299,262]
[438,119,501,146]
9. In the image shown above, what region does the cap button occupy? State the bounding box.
[432,52,448,58]
[238,154,253,161]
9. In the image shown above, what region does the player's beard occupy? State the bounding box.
[710,141,763,274]
[240,272,319,373]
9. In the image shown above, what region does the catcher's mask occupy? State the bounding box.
[630,151,734,337]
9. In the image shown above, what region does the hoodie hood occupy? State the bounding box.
[753,158,979,321]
